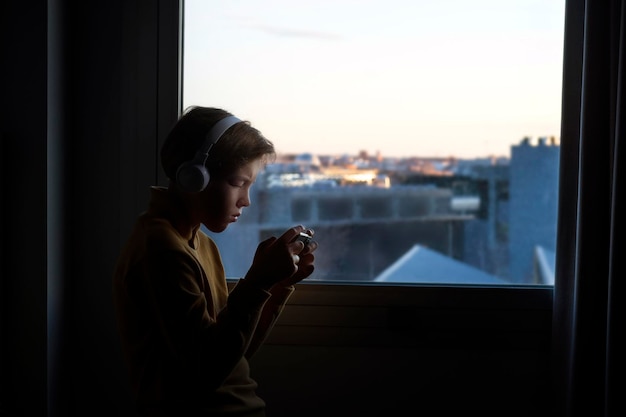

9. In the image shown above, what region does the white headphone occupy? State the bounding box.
[175,115,241,193]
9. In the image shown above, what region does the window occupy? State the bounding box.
[183,0,565,286]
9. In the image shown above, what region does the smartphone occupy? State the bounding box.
[294,231,312,246]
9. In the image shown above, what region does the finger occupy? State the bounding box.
[279,225,307,244]
[259,236,276,248]
[292,254,300,265]
[254,236,276,256]
[298,240,318,255]
[295,264,314,280]
[292,240,306,254]
[298,251,314,266]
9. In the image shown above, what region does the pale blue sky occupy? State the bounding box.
[183,0,565,158]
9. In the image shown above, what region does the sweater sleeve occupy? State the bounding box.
[244,284,295,359]
[140,248,272,392]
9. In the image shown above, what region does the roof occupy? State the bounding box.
[374,244,507,285]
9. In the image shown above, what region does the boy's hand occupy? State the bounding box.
[244,225,317,290]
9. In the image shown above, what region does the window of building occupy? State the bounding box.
[182,0,565,286]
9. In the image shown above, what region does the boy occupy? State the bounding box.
[113,106,317,416]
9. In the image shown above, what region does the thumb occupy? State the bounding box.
[254,236,276,258]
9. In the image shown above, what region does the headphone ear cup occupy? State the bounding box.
[173,115,240,193]
[176,161,210,193]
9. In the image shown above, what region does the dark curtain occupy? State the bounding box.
[553,0,625,416]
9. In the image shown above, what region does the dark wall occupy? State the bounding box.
[1,2,48,416]
[1,1,177,416]
[62,1,135,415]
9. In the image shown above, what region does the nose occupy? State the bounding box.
[238,190,251,208]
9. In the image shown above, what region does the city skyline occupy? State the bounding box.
[183,0,565,159]
[269,134,555,161]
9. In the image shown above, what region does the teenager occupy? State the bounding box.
[113,106,317,416]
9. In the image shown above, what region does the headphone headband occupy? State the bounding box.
[194,115,242,159]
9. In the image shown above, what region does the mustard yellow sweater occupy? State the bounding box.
[113,187,293,416]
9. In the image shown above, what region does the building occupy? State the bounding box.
[508,137,560,283]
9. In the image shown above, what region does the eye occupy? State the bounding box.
[229,180,245,188]
[228,177,247,188]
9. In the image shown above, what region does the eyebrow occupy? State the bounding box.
[230,173,254,183]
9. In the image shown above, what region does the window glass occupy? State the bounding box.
[183,0,565,285]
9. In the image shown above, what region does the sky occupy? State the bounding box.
[183,0,565,159]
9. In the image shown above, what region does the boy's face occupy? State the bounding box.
[200,157,265,233]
